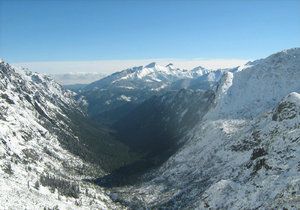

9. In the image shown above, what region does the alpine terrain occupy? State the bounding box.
[0,48,299,209]
[79,62,221,125]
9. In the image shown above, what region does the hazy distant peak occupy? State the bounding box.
[191,66,207,71]
[166,63,174,67]
[145,62,157,68]
[51,72,106,85]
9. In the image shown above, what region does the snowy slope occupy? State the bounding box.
[170,68,235,91]
[112,48,300,209]
[0,61,124,209]
[211,48,300,119]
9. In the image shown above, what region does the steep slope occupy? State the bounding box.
[169,68,234,91]
[211,48,300,119]
[111,48,300,209]
[115,89,215,155]
[0,61,128,209]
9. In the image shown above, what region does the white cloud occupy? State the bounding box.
[12,58,250,74]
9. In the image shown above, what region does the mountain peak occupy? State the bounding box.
[280,47,300,55]
[166,63,174,68]
[145,62,157,68]
[283,92,300,105]
[191,66,206,71]
[272,92,300,121]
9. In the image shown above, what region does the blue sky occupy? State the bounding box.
[0,0,299,73]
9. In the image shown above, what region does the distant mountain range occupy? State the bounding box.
[78,62,224,124]
[51,72,106,85]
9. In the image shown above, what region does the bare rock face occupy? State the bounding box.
[273,92,300,121]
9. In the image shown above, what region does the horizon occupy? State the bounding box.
[9,47,298,75]
[11,58,250,75]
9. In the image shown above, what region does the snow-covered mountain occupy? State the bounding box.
[80,62,222,124]
[211,48,300,119]
[84,62,195,91]
[110,48,300,209]
[170,68,235,91]
[0,61,128,209]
